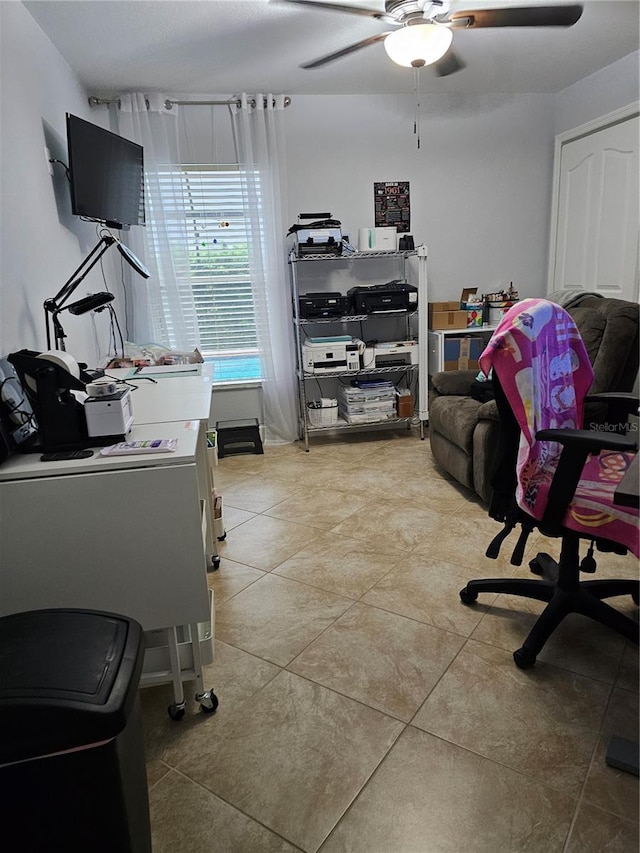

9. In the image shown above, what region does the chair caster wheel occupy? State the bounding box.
[513,647,536,670]
[167,702,186,721]
[196,690,219,714]
[459,587,478,605]
[529,558,543,576]
[211,557,221,571]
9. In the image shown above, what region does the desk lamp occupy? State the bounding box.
[44,234,150,351]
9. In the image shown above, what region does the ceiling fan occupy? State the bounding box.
[276,1,583,76]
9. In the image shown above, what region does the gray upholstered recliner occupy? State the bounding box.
[429,296,640,503]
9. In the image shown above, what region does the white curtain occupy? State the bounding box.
[114,94,200,348]
[230,93,297,444]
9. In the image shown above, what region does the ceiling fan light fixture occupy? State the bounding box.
[384,23,453,68]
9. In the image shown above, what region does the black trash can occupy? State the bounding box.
[0,608,151,853]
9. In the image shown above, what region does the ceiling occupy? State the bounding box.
[23,0,640,96]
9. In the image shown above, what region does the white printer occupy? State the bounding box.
[302,336,360,374]
[370,341,418,368]
[84,388,134,438]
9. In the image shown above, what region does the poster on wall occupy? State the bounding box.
[374,181,410,232]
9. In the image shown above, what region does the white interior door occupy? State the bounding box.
[549,113,639,301]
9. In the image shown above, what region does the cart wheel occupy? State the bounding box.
[211,557,221,571]
[167,702,186,721]
[217,531,227,541]
[196,690,219,714]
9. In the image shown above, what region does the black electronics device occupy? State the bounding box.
[298,292,350,319]
[348,281,418,314]
[8,350,125,454]
[288,213,342,257]
[41,450,94,462]
[66,113,145,229]
[0,357,39,459]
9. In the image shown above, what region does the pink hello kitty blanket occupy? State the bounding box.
[479,298,639,557]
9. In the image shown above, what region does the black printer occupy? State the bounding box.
[298,292,350,319]
[347,281,418,314]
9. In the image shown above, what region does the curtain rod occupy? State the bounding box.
[88,95,291,109]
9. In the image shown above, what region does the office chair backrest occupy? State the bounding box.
[479,299,638,556]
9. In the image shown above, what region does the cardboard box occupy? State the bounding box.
[466,306,483,327]
[430,309,468,330]
[396,392,414,419]
[430,300,460,313]
[443,336,484,371]
[430,289,481,330]
[460,288,478,306]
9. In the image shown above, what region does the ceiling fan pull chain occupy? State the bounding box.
[413,66,421,150]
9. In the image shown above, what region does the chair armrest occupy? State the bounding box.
[584,392,639,428]
[477,399,499,421]
[431,370,479,396]
[536,428,638,454]
[535,428,638,530]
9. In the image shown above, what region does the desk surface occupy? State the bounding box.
[0,364,214,482]
[107,364,213,425]
[0,421,200,481]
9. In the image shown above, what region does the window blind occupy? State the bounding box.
[150,165,261,380]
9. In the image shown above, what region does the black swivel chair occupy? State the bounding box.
[459,303,639,671]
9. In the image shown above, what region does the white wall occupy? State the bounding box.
[554,50,640,135]
[285,93,555,301]
[0,2,124,366]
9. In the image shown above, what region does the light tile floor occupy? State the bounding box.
[140,428,639,853]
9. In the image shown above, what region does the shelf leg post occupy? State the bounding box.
[167,625,185,708]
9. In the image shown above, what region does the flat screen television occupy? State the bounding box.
[66,113,145,229]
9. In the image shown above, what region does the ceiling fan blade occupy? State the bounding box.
[449,5,583,29]
[301,32,392,68]
[275,0,386,19]
[433,49,466,77]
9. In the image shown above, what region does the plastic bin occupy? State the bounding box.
[0,608,150,853]
[307,399,338,426]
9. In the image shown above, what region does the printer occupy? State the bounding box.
[288,213,342,257]
[84,389,134,438]
[370,341,418,368]
[348,281,418,314]
[302,336,360,374]
[298,292,350,319]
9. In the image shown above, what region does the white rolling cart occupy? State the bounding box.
[106,363,220,719]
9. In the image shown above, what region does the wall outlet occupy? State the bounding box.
[44,146,54,176]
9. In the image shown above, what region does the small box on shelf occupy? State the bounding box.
[465,306,483,327]
[443,336,484,371]
[429,306,468,330]
[396,389,414,418]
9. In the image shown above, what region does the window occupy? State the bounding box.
[149,165,262,383]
